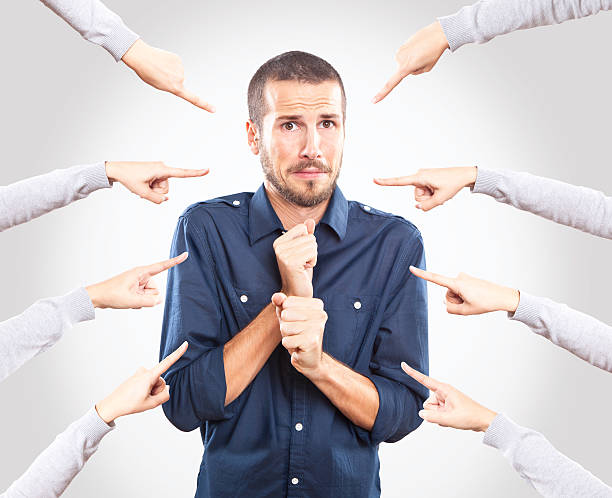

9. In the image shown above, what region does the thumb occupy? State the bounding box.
[416,197,441,212]
[271,292,287,308]
[444,301,465,315]
[145,385,171,410]
[304,219,315,235]
[140,189,167,204]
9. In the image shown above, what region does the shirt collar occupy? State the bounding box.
[248,184,349,245]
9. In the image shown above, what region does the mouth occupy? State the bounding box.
[291,168,329,180]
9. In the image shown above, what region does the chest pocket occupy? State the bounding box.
[320,294,379,367]
[231,285,274,333]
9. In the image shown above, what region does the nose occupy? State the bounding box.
[299,126,322,161]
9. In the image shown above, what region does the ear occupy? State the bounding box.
[246,120,260,155]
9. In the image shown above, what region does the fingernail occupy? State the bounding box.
[415,203,421,209]
[181,340,188,348]
[400,361,407,370]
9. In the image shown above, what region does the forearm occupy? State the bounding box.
[0,288,94,382]
[510,292,612,372]
[306,353,379,431]
[2,407,114,498]
[0,162,110,232]
[473,168,612,239]
[484,414,612,496]
[39,0,139,61]
[439,0,612,52]
[223,304,281,405]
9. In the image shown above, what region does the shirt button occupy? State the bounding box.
[353,301,362,310]
[232,200,241,206]
[363,205,371,212]
[295,422,303,431]
[291,478,299,485]
[240,294,248,303]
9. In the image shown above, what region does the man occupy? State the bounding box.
[160,51,428,497]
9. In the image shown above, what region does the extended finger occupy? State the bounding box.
[373,174,420,186]
[142,252,188,278]
[409,266,455,290]
[175,87,216,113]
[401,362,441,392]
[152,341,189,377]
[160,166,209,179]
[372,69,405,104]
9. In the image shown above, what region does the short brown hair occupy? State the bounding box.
[248,51,346,129]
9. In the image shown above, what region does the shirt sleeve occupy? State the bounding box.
[39,0,139,61]
[509,292,612,373]
[160,214,235,432]
[362,229,429,445]
[483,413,612,497]
[438,0,612,52]
[0,287,95,383]
[0,162,110,233]
[1,406,114,498]
[472,168,612,240]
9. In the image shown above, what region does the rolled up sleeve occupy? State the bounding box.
[160,214,234,432]
[363,232,429,445]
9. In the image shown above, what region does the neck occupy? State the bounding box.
[265,181,331,230]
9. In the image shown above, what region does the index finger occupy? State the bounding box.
[143,252,189,278]
[372,69,405,104]
[162,166,209,179]
[175,87,216,113]
[153,341,189,377]
[373,174,420,186]
[401,362,440,391]
[409,266,455,290]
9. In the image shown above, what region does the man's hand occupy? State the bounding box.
[401,362,497,432]
[410,266,520,315]
[273,219,317,298]
[105,161,208,204]
[373,22,449,104]
[86,252,188,309]
[374,167,477,211]
[95,341,188,423]
[121,39,215,112]
[272,293,327,377]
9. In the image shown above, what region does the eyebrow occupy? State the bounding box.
[275,113,341,121]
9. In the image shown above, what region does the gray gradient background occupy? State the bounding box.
[1,1,611,496]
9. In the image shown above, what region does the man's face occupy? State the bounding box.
[253,80,345,207]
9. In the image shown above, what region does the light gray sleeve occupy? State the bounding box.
[438,0,612,52]
[39,0,139,61]
[472,168,612,239]
[509,292,612,373]
[0,287,95,382]
[0,162,111,233]
[483,414,612,497]
[1,407,115,498]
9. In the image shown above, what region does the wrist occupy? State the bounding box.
[501,287,520,313]
[302,352,332,383]
[433,20,450,51]
[477,408,498,432]
[462,166,478,188]
[95,397,121,424]
[85,283,106,309]
[105,162,119,184]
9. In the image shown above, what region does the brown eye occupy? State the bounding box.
[321,120,334,128]
[283,122,297,131]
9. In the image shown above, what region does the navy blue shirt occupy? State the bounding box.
[160,185,428,498]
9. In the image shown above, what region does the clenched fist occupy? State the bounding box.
[272,293,327,376]
[273,219,317,298]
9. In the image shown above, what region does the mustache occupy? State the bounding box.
[287,160,332,174]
